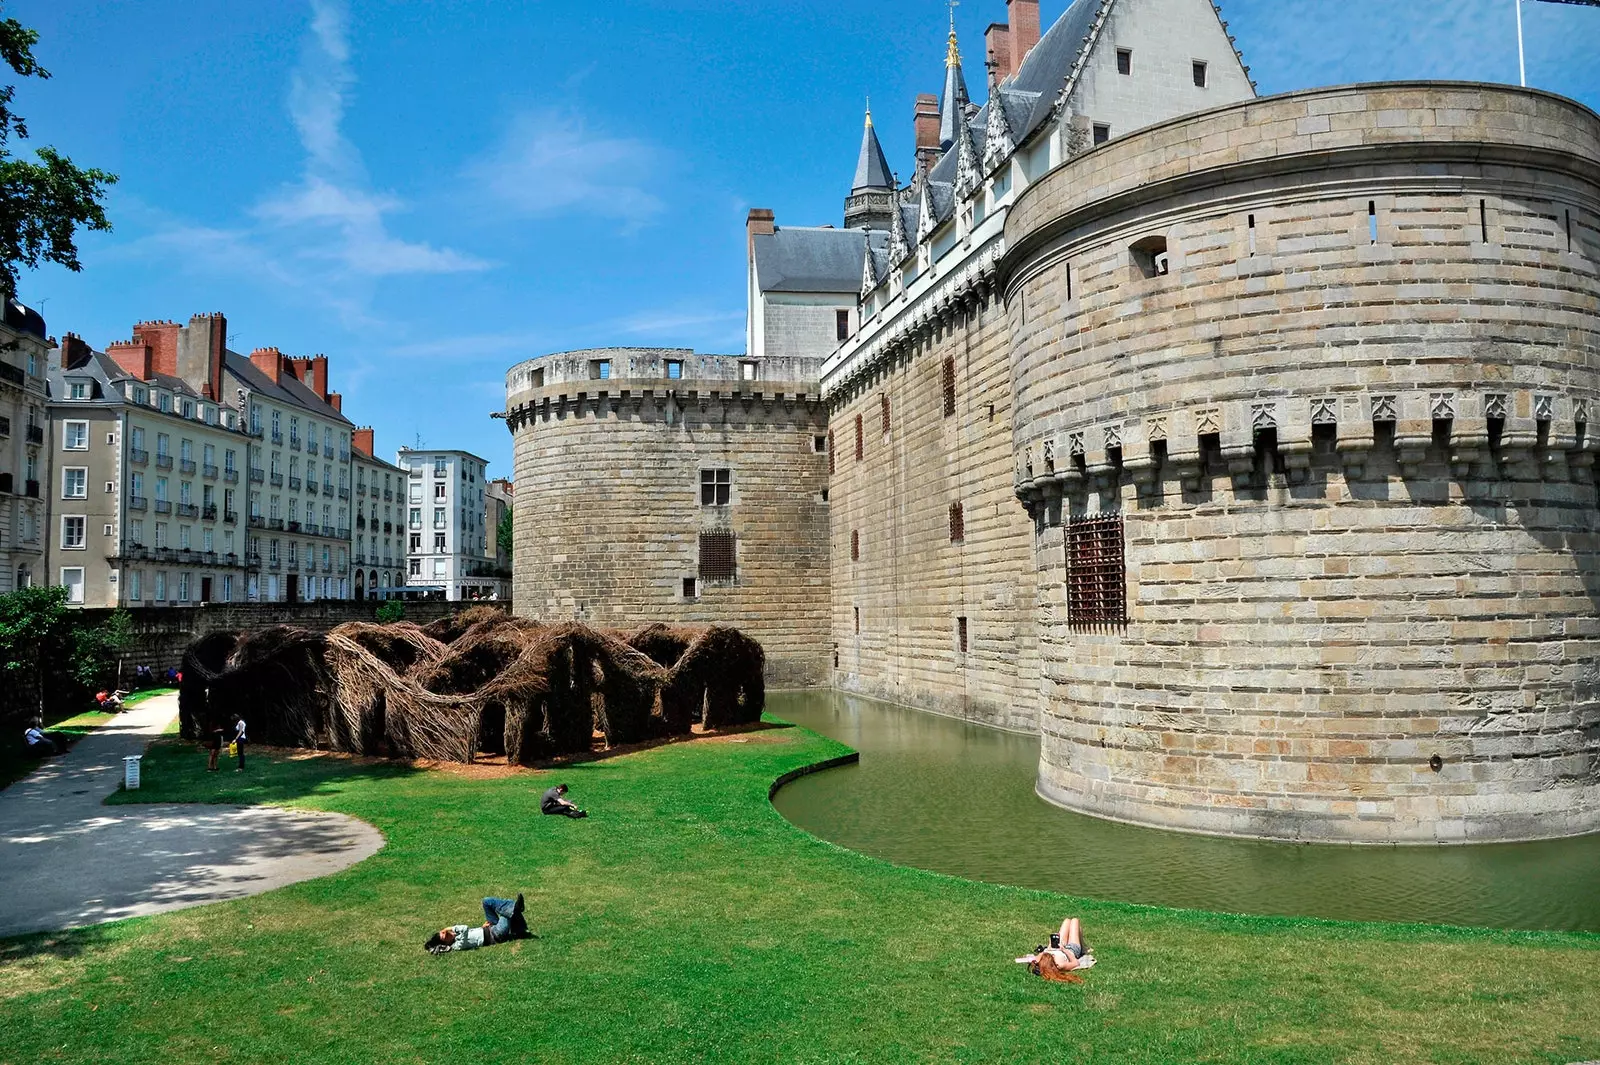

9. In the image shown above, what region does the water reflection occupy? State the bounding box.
[769,690,1600,932]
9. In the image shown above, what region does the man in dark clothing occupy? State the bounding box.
[540,783,587,818]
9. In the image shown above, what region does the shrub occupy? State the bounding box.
[375,600,406,624]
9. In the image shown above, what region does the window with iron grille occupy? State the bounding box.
[956,616,968,653]
[850,529,859,561]
[700,468,731,506]
[942,357,956,417]
[698,531,736,580]
[949,501,964,543]
[1065,514,1127,629]
[854,414,863,460]
[827,431,835,475]
[880,393,890,435]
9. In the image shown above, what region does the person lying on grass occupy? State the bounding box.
[425,895,531,954]
[1016,917,1094,982]
[540,783,587,819]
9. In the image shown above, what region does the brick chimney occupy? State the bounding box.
[914,93,941,182]
[746,208,775,262]
[60,333,94,370]
[352,427,374,457]
[132,320,181,379]
[309,354,329,400]
[178,312,227,401]
[328,391,342,413]
[985,23,1011,80]
[106,337,153,379]
[1008,0,1040,72]
[249,346,284,384]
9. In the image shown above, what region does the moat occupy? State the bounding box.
[769,690,1600,933]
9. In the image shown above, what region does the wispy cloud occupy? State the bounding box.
[468,109,666,228]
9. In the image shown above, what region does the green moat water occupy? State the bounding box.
[768,690,1600,932]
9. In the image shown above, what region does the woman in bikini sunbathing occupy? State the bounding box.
[1026,916,1090,982]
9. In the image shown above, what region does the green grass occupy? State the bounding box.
[3,719,1598,1065]
[0,688,177,792]
[120,686,178,708]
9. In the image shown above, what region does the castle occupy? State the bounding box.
[505,0,1600,844]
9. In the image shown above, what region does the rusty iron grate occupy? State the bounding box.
[698,531,737,581]
[1066,514,1126,630]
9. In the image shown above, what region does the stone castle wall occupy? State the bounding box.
[827,298,1041,733]
[1005,83,1600,842]
[504,350,831,687]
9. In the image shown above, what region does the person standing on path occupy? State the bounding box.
[230,714,247,771]
[206,723,224,771]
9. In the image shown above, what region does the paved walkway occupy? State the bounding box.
[0,694,383,938]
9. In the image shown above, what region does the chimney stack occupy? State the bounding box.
[249,346,284,384]
[60,333,94,370]
[913,93,941,182]
[1007,0,1040,73]
[309,354,329,400]
[746,208,775,263]
[985,23,1011,81]
[106,337,153,379]
[179,312,228,401]
[352,427,374,457]
[328,391,342,413]
[132,320,181,379]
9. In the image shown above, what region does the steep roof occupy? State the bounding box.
[938,27,971,150]
[754,226,879,294]
[1008,0,1104,140]
[224,351,353,426]
[852,110,895,191]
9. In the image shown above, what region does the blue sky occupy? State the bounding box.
[12,0,1600,476]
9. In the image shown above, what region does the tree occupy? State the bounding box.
[0,7,116,299]
[375,600,406,624]
[0,586,131,722]
[497,506,514,561]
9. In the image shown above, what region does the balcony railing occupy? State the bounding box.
[155,454,174,470]
[269,473,283,487]
[288,520,302,533]
[356,483,367,497]
[339,449,350,462]
[123,545,148,561]
[224,468,239,483]
[271,430,283,444]
[288,476,302,490]
[307,440,318,456]
[248,553,262,567]
[384,522,394,534]
[355,517,366,530]
[322,560,333,573]
[307,482,319,496]
[353,554,366,565]
[179,459,196,474]
[224,510,238,524]
[202,504,218,521]
[249,468,264,483]
[247,423,263,438]
[21,478,39,497]
[202,550,217,564]
[25,424,44,445]
[0,363,22,388]
[128,495,148,511]
[338,487,350,500]
[268,559,281,571]
[305,522,319,536]
[384,489,393,501]
[177,502,198,518]
[129,448,148,465]
[337,526,350,539]
[248,515,264,528]
[203,463,218,479]
[268,518,284,530]
[289,434,301,449]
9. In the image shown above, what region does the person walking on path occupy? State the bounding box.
[540,783,586,818]
[230,714,247,771]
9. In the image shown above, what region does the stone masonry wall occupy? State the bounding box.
[1006,83,1600,842]
[504,353,831,687]
[829,299,1041,733]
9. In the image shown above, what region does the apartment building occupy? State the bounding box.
[397,448,506,600]
[0,301,51,593]
[47,334,251,607]
[486,477,512,571]
[350,427,406,599]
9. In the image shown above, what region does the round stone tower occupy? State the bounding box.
[1004,83,1600,843]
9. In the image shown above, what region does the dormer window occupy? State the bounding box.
[158,392,171,413]
[133,385,147,405]
[68,381,87,400]
[182,399,194,419]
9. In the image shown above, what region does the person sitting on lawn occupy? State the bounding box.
[95,689,129,711]
[540,783,587,819]
[425,895,529,954]
[23,721,55,757]
[1018,917,1093,983]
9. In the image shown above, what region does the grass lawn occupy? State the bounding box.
[0,688,173,792]
[1,716,1597,1065]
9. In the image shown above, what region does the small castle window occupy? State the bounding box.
[531,367,545,387]
[880,394,891,435]
[1130,235,1169,278]
[665,360,683,380]
[590,359,610,380]
[942,357,956,417]
[854,414,864,461]
[1369,201,1379,244]
[698,532,736,581]
[851,529,860,561]
[827,430,836,474]
[740,361,758,381]
[813,434,828,454]
[854,606,860,635]
[682,577,698,600]
[1092,123,1111,146]
[1193,61,1208,88]
[1116,49,1132,75]
[836,309,850,341]
[949,501,965,544]
[700,468,731,506]
[1066,514,1128,630]
[956,616,968,654]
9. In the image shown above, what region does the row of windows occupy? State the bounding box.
[123,382,240,431]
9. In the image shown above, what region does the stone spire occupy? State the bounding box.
[938,4,971,151]
[845,102,897,231]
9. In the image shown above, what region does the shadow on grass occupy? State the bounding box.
[0,921,124,965]
[104,736,423,807]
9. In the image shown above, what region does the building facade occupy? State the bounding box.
[504,0,1600,844]
[503,348,830,685]
[397,447,507,601]
[0,303,51,594]
[351,428,406,599]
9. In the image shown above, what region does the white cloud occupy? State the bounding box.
[469,109,665,227]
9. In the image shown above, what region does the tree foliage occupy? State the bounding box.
[0,585,131,722]
[497,506,514,561]
[0,6,116,299]
[375,600,406,624]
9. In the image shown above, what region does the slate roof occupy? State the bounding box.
[852,115,894,192]
[1007,0,1101,140]
[224,351,353,426]
[755,226,881,293]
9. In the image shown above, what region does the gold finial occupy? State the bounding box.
[865,95,873,128]
[946,0,962,67]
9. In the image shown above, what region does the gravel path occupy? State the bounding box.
[0,693,383,938]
